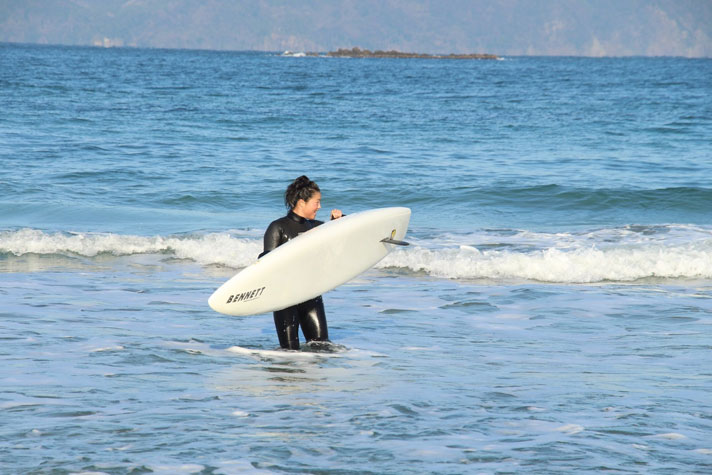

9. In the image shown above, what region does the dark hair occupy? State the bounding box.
[285,175,320,210]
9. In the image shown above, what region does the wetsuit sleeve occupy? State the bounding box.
[260,221,283,258]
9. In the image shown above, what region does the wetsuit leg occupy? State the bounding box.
[298,296,329,343]
[273,306,300,350]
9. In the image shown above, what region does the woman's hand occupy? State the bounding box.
[330,209,343,220]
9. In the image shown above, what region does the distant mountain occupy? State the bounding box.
[1,0,710,56]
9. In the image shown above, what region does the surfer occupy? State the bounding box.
[261,175,343,350]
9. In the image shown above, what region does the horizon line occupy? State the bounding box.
[2,41,710,59]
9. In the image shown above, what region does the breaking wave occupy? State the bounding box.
[378,225,712,283]
[0,228,261,268]
[2,225,711,283]
[378,241,712,283]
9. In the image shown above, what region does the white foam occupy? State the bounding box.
[282,50,307,57]
[89,346,125,353]
[3,226,711,283]
[214,460,274,474]
[496,313,530,320]
[226,345,342,359]
[378,226,712,283]
[227,345,315,359]
[106,444,132,452]
[555,423,584,435]
[148,465,205,474]
[650,432,687,440]
[0,229,261,268]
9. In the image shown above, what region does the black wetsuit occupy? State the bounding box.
[261,211,328,349]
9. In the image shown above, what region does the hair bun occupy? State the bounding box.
[295,175,311,186]
[284,175,321,210]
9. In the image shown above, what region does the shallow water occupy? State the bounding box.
[1,44,712,473]
[3,263,711,473]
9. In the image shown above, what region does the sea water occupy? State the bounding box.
[1,43,711,473]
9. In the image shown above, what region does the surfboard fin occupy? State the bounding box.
[381,237,410,246]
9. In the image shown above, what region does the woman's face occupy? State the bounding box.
[296,192,321,220]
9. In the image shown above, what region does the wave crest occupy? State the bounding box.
[3,226,712,283]
[0,229,261,268]
[378,241,712,283]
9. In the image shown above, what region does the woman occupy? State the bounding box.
[261,176,343,350]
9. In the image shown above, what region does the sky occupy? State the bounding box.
[1,0,711,57]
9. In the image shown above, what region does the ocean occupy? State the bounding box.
[1,43,711,474]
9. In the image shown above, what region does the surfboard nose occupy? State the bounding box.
[208,290,221,313]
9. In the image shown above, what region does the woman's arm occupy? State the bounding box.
[260,221,283,258]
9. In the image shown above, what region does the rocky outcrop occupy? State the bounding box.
[321,47,498,60]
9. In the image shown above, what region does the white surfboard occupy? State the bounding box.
[209,207,411,316]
